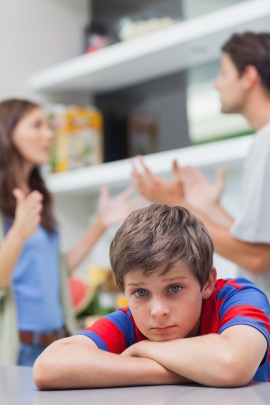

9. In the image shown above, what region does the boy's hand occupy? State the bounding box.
[121,341,191,385]
[132,157,185,206]
[121,341,149,358]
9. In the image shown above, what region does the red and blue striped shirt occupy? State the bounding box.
[79,278,270,382]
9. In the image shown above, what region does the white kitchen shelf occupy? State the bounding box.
[46,135,253,195]
[30,0,270,94]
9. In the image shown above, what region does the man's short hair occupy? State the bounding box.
[222,32,270,92]
[110,204,214,291]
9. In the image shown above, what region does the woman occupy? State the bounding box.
[0,98,141,366]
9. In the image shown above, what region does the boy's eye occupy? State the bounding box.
[168,285,181,293]
[134,289,148,297]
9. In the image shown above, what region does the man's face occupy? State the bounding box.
[124,265,213,342]
[215,53,246,114]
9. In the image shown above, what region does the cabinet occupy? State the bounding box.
[31,1,270,95]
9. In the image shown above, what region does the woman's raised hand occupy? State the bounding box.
[96,185,146,229]
[12,188,43,241]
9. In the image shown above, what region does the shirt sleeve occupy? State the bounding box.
[231,135,270,243]
[218,278,270,346]
[77,307,136,354]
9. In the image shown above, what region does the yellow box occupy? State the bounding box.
[47,105,103,173]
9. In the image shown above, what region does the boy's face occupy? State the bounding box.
[123,265,216,342]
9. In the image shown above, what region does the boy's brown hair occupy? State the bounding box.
[110,204,214,291]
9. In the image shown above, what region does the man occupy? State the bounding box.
[132,32,270,297]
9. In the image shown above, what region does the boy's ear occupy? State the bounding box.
[202,267,217,299]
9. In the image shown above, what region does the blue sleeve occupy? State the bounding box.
[76,308,136,354]
[218,278,270,343]
[217,278,270,381]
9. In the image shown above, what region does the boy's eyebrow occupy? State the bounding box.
[126,281,147,287]
[162,276,188,282]
[126,276,188,287]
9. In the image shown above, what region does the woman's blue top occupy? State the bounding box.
[4,219,64,332]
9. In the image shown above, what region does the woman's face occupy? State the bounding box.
[12,108,53,166]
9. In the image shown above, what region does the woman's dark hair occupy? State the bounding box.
[0,98,56,233]
[222,32,270,91]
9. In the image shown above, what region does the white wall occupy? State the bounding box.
[0,0,89,103]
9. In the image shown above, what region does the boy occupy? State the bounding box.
[33,205,270,389]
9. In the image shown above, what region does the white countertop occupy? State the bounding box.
[1,365,269,405]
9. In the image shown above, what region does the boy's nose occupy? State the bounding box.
[150,300,169,318]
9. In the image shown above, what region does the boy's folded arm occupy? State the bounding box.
[33,335,189,390]
[122,325,267,387]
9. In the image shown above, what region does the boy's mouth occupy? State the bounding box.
[151,325,176,333]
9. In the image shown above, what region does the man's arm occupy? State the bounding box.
[195,213,270,275]
[133,160,232,226]
[132,160,270,275]
[180,165,233,227]
[132,158,185,206]
[122,325,267,387]
[33,336,189,390]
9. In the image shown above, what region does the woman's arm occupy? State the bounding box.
[122,325,267,387]
[0,227,25,289]
[66,217,107,272]
[33,335,189,390]
[0,190,43,289]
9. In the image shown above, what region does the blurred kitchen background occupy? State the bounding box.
[1,0,269,318]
